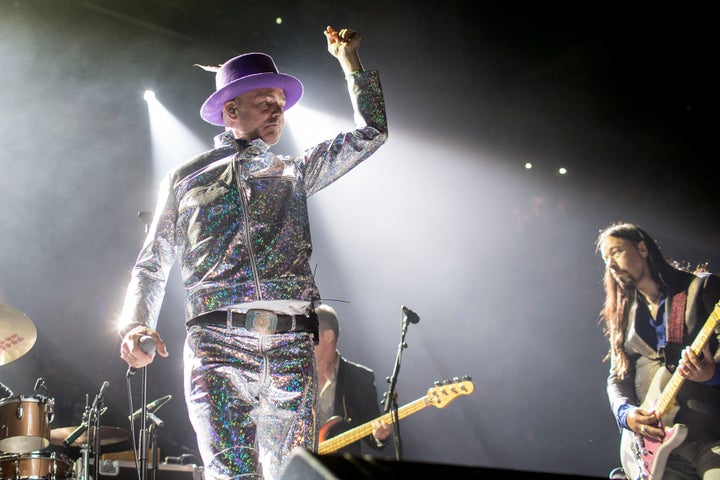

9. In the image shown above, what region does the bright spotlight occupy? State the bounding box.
[144,90,208,185]
[284,104,353,150]
[275,17,282,24]
[558,167,567,175]
[524,162,533,170]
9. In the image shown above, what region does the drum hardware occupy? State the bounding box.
[0,304,37,367]
[51,381,111,480]
[33,377,48,395]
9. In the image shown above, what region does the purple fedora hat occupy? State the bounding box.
[200,52,303,126]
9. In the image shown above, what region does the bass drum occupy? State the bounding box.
[0,396,54,454]
[0,452,75,480]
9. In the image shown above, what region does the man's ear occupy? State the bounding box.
[224,101,237,118]
[637,240,649,258]
[320,329,336,344]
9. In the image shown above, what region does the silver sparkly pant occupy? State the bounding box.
[184,324,317,479]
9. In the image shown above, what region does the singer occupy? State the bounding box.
[117,25,388,480]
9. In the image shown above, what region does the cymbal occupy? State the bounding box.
[50,426,131,447]
[0,304,37,366]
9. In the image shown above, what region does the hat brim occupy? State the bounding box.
[200,72,303,126]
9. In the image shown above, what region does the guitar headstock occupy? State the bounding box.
[426,376,474,408]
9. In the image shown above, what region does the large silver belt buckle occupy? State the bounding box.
[245,310,278,334]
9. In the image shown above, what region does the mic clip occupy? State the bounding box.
[146,412,164,427]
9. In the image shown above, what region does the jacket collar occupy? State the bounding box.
[213,130,270,154]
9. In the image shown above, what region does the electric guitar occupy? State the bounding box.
[317,377,474,455]
[620,300,720,479]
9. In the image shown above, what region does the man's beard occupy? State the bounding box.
[611,269,638,289]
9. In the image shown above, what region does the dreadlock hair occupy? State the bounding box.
[595,222,688,378]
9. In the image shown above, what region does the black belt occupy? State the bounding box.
[187,309,318,335]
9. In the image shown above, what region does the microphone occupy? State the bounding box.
[96,381,110,403]
[138,210,154,225]
[63,406,108,447]
[62,422,87,448]
[402,305,420,324]
[146,411,165,427]
[126,335,156,377]
[128,394,172,421]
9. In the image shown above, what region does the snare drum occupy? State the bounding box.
[0,396,54,454]
[0,452,74,480]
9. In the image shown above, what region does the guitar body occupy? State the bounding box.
[620,421,687,480]
[318,416,347,443]
[620,366,686,479]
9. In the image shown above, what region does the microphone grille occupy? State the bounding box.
[138,335,156,355]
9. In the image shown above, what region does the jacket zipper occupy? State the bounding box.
[234,152,263,301]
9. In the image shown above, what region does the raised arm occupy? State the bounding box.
[324,25,364,75]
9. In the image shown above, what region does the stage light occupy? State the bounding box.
[143,90,207,185]
[276,17,283,25]
[284,104,352,149]
[558,167,567,175]
[524,162,533,170]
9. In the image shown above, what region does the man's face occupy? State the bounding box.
[314,328,335,359]
[228,87,286,145]
[600,236,648,289]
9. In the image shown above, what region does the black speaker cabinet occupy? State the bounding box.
[279,448,603,479]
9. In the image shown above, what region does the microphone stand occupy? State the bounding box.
[124,337,153,480]
[136,210,153,480]
[148,413,165,480]
[76,398,91,480]
[92,384,108,480]
[382,309,413,460]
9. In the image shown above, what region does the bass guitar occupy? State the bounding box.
[620,300,720,479]
[317,377,474,455]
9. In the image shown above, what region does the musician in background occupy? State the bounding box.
[596,222,720,479]
[314,304,392,456]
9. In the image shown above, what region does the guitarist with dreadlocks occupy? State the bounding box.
[597,222,720,479]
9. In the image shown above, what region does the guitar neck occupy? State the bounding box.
[317,396,429,455]
[656,302,720,417]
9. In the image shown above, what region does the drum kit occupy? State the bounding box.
[1,305,130,480]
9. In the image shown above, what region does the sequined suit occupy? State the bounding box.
[119,70,387,479]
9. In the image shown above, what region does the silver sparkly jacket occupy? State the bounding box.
[119,70,387,330]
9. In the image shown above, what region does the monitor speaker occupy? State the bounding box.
[279,448,604,479]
